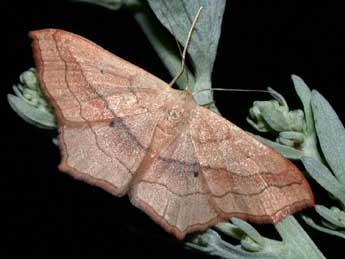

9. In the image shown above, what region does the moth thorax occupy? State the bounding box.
[174,89,196,104]
[155,92,193,136]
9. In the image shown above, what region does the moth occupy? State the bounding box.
[29,29,314,239]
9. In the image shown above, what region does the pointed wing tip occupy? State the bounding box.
[28,29,59,72]
[28,28,58,39]
[28,28,69,37]
[28,29,77,46]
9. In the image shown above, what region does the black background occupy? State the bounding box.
[3,0,344,258]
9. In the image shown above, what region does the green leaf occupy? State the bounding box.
[251,134,304,160]
[302,215,345,239]
[274,216,326,259]
[315,205,345,228]
[259,106,290,132]
[291,75,314,134]
[311,90,345,184]
[213,222,245,240]
[186,228,280,259]
[188,217,325,259]
[7,94,56,129]
[267,87,289,108]
[301,156,345,205]
[130,0,194,90]
[145,0,224,111]
[147,0,226,80]
[231,218,265,247]
[278,131,305,144]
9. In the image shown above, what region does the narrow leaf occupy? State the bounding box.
[274,216,326,259]
[7,94,56,129]
[252,134,304,160]
[130,0,194,89]
[302,156,345,204]
[315,205,345,228]
[259,105,290,132]
[231,218,265,246]
[311,90,345,184]
[302,215,345,239]
[186,229,280,259]
[147,0,226,79]
[291,75,313,134]
[213,222,244,240]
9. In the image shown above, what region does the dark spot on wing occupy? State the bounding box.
[109,119,115,127]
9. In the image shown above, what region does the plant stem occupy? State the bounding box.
[275,216,326,259]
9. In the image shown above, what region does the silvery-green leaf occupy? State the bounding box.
[241,236,262,252]
[186,228,280,259]
[302,215,345,239]
[274,216,325,259]
[277,137,295,147]
[130,0,194,90]
[315,205,345,228]
[147,0,225,80]
[187,218,326,259]
[246,117,270,132]
[267,87,289,108]
[291,75,314,134]
[302,156,345,205]
[259,103,291,132]
[278,131,305,143]
[320,219,338,230]
[213,222,244,240]
[7,94,56,129]
[231,218,265,247]
[52,137,59,146]
[311,90,345,184]
[252,134,304,160]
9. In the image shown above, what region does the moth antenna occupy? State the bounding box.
[193,88,271,96]
[165,17,189,88]
[169,6,203,87]
[199,100,215,108]
[174,36,184,59]
[194,87,290,107]
[172,36,190,88]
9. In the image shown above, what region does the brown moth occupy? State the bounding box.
[29,29,314,239]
